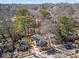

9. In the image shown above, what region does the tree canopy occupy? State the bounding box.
[14,16,35,33]
[57,16,79,41]
[16,8,29,16]
[39,8,51,19]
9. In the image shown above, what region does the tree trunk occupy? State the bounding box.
[24,25,27,36]
[1,33,8,42]
[7,29,14,41]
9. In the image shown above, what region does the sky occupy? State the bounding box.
[0,0,79,4]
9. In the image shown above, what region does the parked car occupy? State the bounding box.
[32,34,47,47]
[17,41,30,52]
